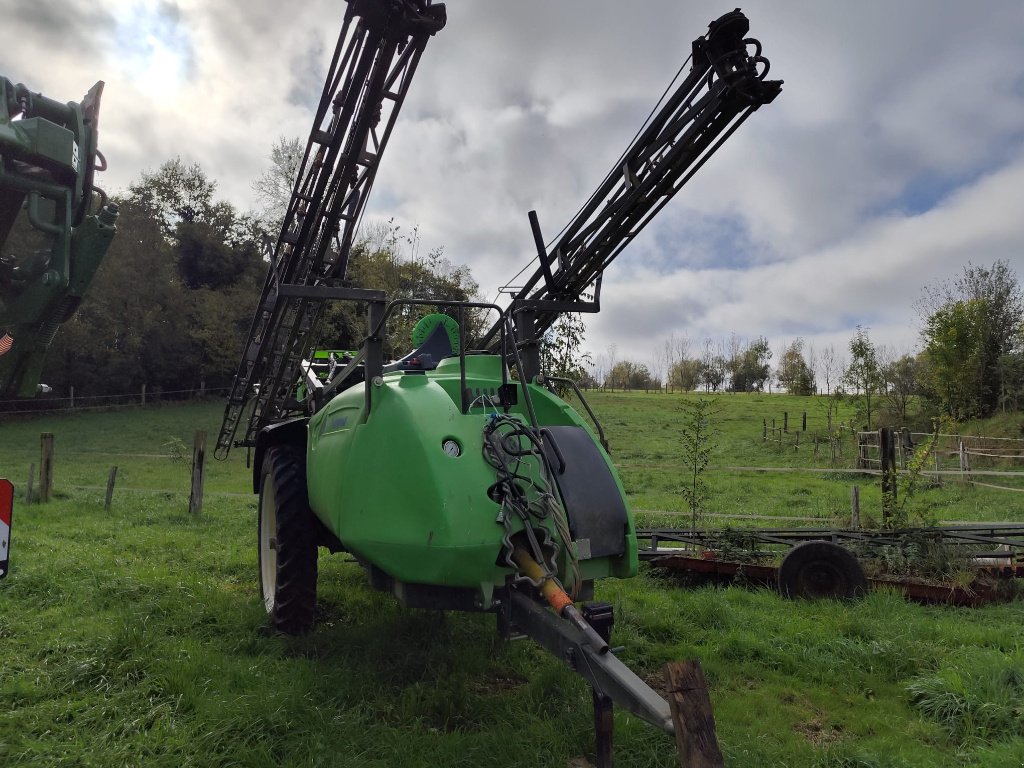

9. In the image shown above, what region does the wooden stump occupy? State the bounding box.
[664,660,724,768]
[40,433,54,503]
[104,466,118,511]
[189,431,206,516]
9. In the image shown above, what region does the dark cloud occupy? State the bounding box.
[0,1,116,74]
[286,40,326,111]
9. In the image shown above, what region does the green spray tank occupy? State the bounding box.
[0,77,118,396]
[218,2,780,763]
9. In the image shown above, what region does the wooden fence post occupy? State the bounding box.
[104,466,118,511]
[189,430,207,516]
[900,428,913,470]
[69,385,75,409]
[783,411,788,433]
[880,427,896,523]
[26,463,35,505]
[762,418,767,440]
[802,411,807,431]
[40,433,54,503]
[664,660,725,768]
[851,486,860,529]
[141,383,147,407]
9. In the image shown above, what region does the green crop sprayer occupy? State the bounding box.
[216,1,781,763]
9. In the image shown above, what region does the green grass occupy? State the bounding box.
[0,400,250,495]
[1,395,1023,766]
[582,390,1024,526]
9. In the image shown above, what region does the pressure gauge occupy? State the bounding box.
[442,439,461,457]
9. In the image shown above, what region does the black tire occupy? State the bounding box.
[778,541,866,600]
[258,445,318,634]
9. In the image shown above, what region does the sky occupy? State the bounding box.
[5,0,1024,378]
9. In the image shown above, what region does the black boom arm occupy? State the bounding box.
[482,10,781,381]
[216,0,446,459]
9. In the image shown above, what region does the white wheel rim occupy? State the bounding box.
[258,471,278,613]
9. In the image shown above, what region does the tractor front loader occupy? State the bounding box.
[218,2,781,764]
[0,77,119,397]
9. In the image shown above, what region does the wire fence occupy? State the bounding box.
[0,386,230,415]
[856,430,1024,493]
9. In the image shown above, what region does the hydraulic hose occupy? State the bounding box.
[512,547,608,654]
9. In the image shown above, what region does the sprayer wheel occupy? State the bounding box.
[778,541,866,600]
[258,445,318,634]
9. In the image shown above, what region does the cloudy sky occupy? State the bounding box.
[5,0,1024,373]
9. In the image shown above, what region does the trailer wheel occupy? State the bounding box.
[778,541,866,600]
[258,445,318,634]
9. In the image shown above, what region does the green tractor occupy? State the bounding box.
[0,77,118,397]
[218,1,780,762]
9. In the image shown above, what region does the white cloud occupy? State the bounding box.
[5,0,1024,373]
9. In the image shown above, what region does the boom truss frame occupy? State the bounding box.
[217,0,446,459]
[481,10,782,382]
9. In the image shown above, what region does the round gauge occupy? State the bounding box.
[442,439,461,457]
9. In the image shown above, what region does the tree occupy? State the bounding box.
[679,398,718,531]
[603,344,618,391]
[997,351,1024,413]
[605,360,658,391]
[728,336,772,392]
[882,353,921,422]
[699,338,718,392]
[661,334,690,392]
[48,197,191,396]
[920,299,989,420]
[819,344,842,396]
[541,313,593,393]
[669,358,704,392]
[776,338,816,396]
[918,261,1024,418]
[252,136,303,230]
[842,327,883,428]
[128,157,235,237]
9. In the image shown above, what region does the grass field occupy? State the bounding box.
[1,395,1023,766]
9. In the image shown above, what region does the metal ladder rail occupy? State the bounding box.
[240,9,442,449]
[216,0,446,459]
[216,11,372,459]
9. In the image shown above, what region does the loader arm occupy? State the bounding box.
[0,78,118,396]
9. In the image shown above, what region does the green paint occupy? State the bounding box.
[0,77,118,396]
[306,354,636,606]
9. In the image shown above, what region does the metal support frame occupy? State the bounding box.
[637,524,1024,562]
[514,308,541,384]
[508,591,674,734]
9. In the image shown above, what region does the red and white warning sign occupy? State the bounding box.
[0,478,12,579]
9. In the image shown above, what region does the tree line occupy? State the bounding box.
[576,260,1024,428]
[24,146,478,405]
[13,131,1021,432]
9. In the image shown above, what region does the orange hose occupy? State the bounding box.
[512,548,573,614]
